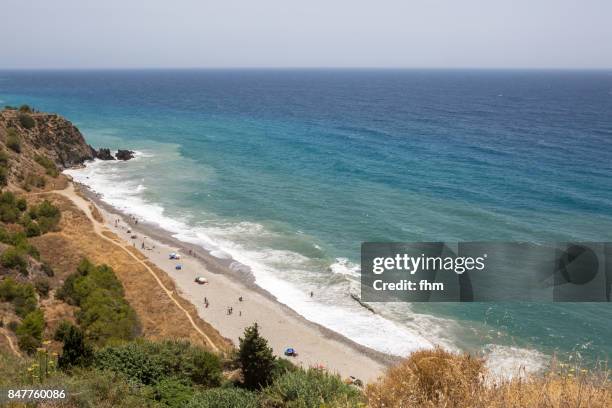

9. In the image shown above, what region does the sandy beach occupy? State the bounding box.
[63,181,388,383]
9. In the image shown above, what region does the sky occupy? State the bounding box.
[1,0,611,69]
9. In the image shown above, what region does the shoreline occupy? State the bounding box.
[72,181,391,382]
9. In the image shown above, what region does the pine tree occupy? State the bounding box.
[58,325,93,369]
[238,323,276,389]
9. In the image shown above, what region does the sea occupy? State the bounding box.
[2,69,611,376]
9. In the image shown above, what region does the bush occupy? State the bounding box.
[22,173,46,190]
[12,232,40,259]
[6,128,21,152]
[94,340,222,388]
[8,320,19,332]
[18,113,35,129]
[0,247,28,275]
[25,220,41,237]
[18,105,32,113]
[16,309,45,354]
[16,198,26,212]
[34,278,50,297]
[0,167,7,187]
[261,368,363,408]
[58,325,94,369]
[0,191,22,223]
[0,150,9,186]
[238,323,276,390]
[35,155,59,177]
[0,277,37,317]
[153,377,195,408]
[57,260,139,344]
[53,320,73,341]
[365,347,485,407]
[186,388,259,408]
[28,200,61,232]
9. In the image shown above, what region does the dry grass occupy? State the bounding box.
[365,347,611,408]
[28,192,232,355]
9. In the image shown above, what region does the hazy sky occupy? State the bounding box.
[1,0,611,69]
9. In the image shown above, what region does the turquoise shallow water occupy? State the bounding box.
[2,69,611,373]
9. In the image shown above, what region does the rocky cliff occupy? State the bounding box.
[0,108,95,167]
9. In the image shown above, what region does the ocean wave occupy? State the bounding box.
[483,344,548,381]
[329,257,360,278]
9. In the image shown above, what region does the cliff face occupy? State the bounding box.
[0,108,95,191]
[0,109,95,168]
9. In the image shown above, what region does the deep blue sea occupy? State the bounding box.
[2,69,611,374]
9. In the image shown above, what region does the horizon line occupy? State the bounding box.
[1,66,611,72]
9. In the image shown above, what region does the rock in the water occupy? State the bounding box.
[116,149,135,161]
[95,148,115,160]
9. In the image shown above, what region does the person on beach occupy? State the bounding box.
[310,291,314,297]
[238,296,243,302]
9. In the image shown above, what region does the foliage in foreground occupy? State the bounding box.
[186,388,260,408]
[94,339,223,388]
[365,347,612,408]
[260,367,364,408]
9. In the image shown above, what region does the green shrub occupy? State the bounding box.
[77,288,139,343]
[28,200,61,232]
[18,105,32,113]
[22,173,46,190]
[261,368,363,408]
[0,277,37,317]
[0,167,7,187]
[58,260,139,344]
[35,155,59,177]
[18,113,35,129]
[239,323,276,390]
[6,128,21,153]
[94,340,222,388]
[53,320,73,341]
[186,388,259,408]
[58,325,94,369]
[16,198,26,212]
[25,220,41,237]
[1,247,28,274]
[153,377,195,408]
[0,190,23,223]
[0,149,8,167]
[13,233,40,260]
[34,278,50,297]
[0,149,9,186]
[59,367,158,408]
[16,309,45,354]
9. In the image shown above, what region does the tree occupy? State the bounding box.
[238,323,276,390]
[58,325,93,369]
[16,309,45,354]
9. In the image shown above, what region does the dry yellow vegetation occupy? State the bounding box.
[365,347,611,408]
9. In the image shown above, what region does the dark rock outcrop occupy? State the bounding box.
[115,149,135,161]
[94,148,115,160]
